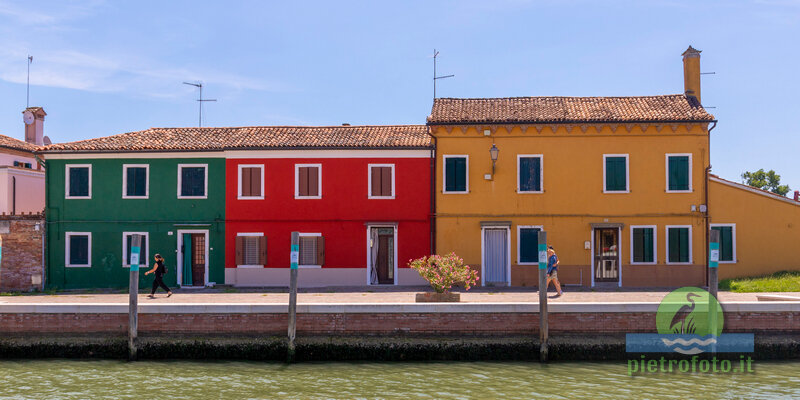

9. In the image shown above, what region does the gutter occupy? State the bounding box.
[37,146,434,155]
[425,119,718,126]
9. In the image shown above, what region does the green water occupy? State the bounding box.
[1,360,799,399]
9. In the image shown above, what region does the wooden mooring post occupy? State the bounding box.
[128,234,142,361]
[287,231,299,362]
[537,231,548,362]
[709,229,720,353]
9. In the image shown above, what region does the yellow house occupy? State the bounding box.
[427,46,720,287]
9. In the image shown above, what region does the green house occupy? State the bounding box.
[40,140,225,289]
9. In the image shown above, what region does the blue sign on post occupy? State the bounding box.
[538,243,548,270]
[709,242,720,268]
[130,234,142,272]
[290,244,299,269]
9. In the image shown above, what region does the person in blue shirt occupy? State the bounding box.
[546,246,563,296]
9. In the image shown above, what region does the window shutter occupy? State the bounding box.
[299,167,309,196]
[251,168,261,197]
[532,158,541,191]
[308,167,319,196]
[371,166,381,196]
[519,228,539,263]
[125,235,133,265]
[445,158,456,192]
[455,158,466,191]
[680,229,689,262]
[633,228,643,262]
[643,229,653,262]
[519,158,531,191]
[235,236,244,265]
[316,236,325,266]
[381,167,392,196]
[241,167,252,196]
[259,236,268,265]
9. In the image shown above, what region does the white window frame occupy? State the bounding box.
[236,232,265,268]
[602,154,630,193]
[122,232,150,269]
[294,164,322,199]
[629,225,658,265]
[367,163,395,199]
[442,154,469,194]
[516,154,544,194]
[177,164,208,199]
[516,225,544,265]
[122,164,150,199]
[65,232,92,268]
[665,153,693,193]
[297,232,322,268]
[237,164,265,200]
[710,223,737,264]
[665,225,693,265]
[65,164,92,199]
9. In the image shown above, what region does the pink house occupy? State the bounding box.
[0,107,47,215]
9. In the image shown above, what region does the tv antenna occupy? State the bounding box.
[182,81,216,127]
[432,49,454,99]
[26,55,33,108]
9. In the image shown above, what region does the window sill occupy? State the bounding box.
[517,190,544,194]
[602,190,630,194]
[517,262,539,266]
[666,262,693,265]
[666,190,693,193]
[442,191,469,194]
[123,196,149,199]
[368,196,395,200]
[630,262,657,265]
[66,264,91,268]
[298,265,322,269]
[178,195,208,199]
[237,265,265,268]
[237,196,264,200]
[65,196,91,200]
[718,261,737,264]
[123,264,146,268]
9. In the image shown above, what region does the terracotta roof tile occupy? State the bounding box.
[40,125,431,153]
[428,95,715,124]
[0,134,37,153]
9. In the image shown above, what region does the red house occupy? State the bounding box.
[225,125,433,287]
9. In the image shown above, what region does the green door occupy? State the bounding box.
[182,233,193,286]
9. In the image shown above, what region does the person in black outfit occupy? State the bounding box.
[145,254,172,298]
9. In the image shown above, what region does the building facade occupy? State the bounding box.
[0,107,48,215]
[427,47,717,287]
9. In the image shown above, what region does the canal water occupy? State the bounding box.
[1,360,798,399]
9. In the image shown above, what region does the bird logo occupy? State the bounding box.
[656,287,724,354]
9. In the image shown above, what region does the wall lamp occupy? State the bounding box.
[489,143,499,175]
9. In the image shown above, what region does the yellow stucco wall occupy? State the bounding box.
[709,177,800,279]
[433,124,712,287]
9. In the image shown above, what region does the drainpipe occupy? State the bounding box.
[704,120,718,287]
[426,126,437,255]
[11,177,16,215]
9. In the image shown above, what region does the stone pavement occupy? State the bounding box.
[1,286,798,304]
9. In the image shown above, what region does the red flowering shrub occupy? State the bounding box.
[408,253,479,293]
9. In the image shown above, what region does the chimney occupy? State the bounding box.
[794,191,799,202]
[23,107,46,146]
[682,46,702,103]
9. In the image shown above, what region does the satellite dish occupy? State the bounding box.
[23,110,34,125]
[43,136,52,145]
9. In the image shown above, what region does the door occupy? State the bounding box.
[594,228,620,282]
[483,228,509,286]
[369,227,395,285]
[191,234,206,286]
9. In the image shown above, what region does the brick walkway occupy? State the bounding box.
[1,286,798,304]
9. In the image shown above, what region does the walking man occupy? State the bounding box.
[145,254,172,298]
[546,246,563,296]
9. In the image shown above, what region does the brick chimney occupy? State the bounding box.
[794,191,799,202]
[23,107,46,146]
[682,46,702,103]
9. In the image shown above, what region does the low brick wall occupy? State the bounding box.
[0,214,44,292]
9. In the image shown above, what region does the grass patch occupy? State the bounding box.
[719,270,800,292]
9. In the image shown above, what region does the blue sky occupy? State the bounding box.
[0,0,798,191]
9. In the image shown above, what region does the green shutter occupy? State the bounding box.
[669,156,689,191]
[445,158,456,192]
[632,228,654,263]
[606,157,626,191]
[643,228,654,262]
[520,157,541,192]
[127,167,147,197]
[70,235,89,265]
[181,167,205,196]
[69,167,89,197]
[519,228,540,263]
[445,157,466,192]
[712,226,734,262]
[669,227,689,263]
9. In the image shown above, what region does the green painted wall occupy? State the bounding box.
[45,157,225,289]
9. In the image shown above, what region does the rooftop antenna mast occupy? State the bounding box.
[182,81,216,127]
[26,55,33,108]
[433,49,454,99]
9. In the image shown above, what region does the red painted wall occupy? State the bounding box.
[225,157,431,269]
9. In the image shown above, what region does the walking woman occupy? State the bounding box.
[546,246,563,297]
[145,254,172,298]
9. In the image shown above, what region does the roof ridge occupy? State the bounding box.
[434,94,687,100]
[143,124,427,130]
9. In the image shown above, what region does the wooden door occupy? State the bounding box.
[191,233,206,286]
[483,228,508,286]
[594,228,619,282]
[373,228,394,284]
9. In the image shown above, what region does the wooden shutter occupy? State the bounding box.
[259,236,268,265]
[316,236,325,266]
[299,167,309,196]
[235,236,244,265]
[381,167,392,196]
[308,167,319,196]
[455,158,466,191]
[371,166,381,196]
[251,167,261,197]
[126,235,133,265]
[241,167,252,196]
[445,158,456,192]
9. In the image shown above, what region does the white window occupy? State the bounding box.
[517,225,543,265]
[122,164,150,199]
[65,164,92,199]
[236,232,266,267]
[442,155,469,194]
[238,164,264,200]
[177,164,208,199]
[666,225,692,265]
[665,153,693,193]
[298,232,324,268]
[517,155,543,193]
[603,154,629,193]
[368,164,395,199]
[295,164,322,199]
[65,232,91,268]
[629,225,657,265]
[122,232,149,268]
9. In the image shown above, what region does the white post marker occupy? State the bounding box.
[287,231,299,362]
[537,231,548,362]
[128,234,142,361]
